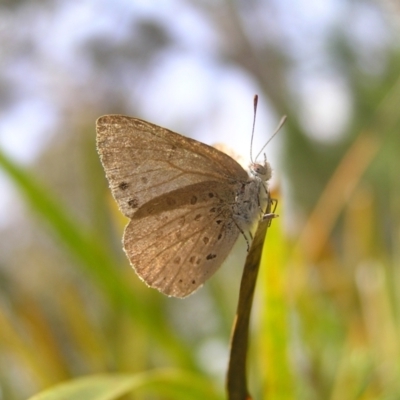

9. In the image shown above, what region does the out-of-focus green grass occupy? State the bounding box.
[252,72,400,399]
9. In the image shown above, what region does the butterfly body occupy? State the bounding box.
[96,115,272,297]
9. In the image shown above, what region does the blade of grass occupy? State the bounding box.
[226,197,275,399]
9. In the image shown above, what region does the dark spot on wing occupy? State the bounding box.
[190,196,197,205]
[216,220,222,224]
[166,197,176,206]
[167,145,177,159]
[218,233,222,240]
[194,214,202,221]
[141,177,148,184]
[208,192,214,198]
[203,237,209,244]
[119,182,129,190]
[190,256,196,264]
[206,254,216,260]
[192,280,196,284]
[174,256,181,264]
[128,198,139,208]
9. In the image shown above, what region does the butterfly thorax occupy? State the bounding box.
[232,160,271,234]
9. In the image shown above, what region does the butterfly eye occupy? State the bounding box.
[250,162,272,180]
[251,163,265,175]
[256,165,265,174]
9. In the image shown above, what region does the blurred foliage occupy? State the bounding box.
[0,0,400,399]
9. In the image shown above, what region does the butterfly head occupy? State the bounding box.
[250,156,272,182]
[249,111,285,184]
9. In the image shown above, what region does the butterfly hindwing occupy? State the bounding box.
[123,182,241,297]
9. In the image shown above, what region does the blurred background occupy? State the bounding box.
[1,0,400,399]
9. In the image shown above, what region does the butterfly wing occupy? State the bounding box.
[96,115,249,218]
[123,181,241,297]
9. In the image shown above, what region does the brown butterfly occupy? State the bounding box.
[96,113,279,297]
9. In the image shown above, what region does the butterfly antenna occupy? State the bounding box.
[255,115,287,161]
[250,94,258,164]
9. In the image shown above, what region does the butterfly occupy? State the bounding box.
[96,111,280,297]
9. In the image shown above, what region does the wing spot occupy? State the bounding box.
[190,256,196,264]
[203,237,209,244]
[166,197,176,206]
[196,258,201,265]
[206,254,216,260]
[141,177,148,184]
[128,198,139,208]
[208,192,214,198]
[209,207,216,213]
[119,182,129,190]
[179,279,183,283]
[216,220,222,224]
[190,195,198,204]
[218,233,222,240]
[192,280,196,284]
[174,256,181,264]
[194,214,202,221]
[167,146,176,159]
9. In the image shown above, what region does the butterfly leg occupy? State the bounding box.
[231,218,251,252]
[263,198,279,226]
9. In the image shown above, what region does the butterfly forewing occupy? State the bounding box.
[96,115,248,218]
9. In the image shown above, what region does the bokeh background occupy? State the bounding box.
[1,1,400,399]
